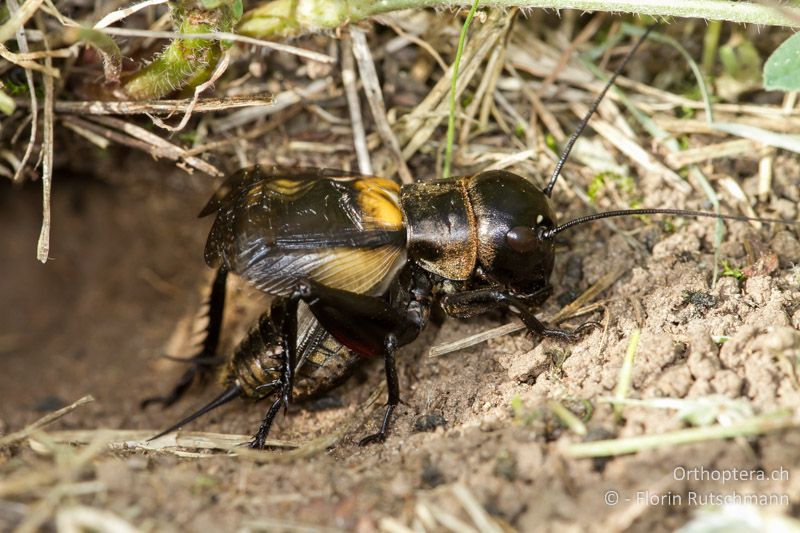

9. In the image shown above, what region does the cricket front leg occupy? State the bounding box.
[358,334,399,446]
[289,279,427,444]
[441,287,598,341]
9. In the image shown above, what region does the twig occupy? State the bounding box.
[341,33,372,175]
[350,27,414,183]
[6,0,38,184]
[0,395,94,448]
[33,95,274,115]
[36,51,54,263]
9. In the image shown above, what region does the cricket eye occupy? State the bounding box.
[506,226,538,253]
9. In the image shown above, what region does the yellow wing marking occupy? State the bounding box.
[309,245,406,295]
[354,179,404,229]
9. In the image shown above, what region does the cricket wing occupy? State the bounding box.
[203,167,407,296]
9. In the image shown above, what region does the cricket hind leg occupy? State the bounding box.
[250,294,300,449]
[142,266,229,409]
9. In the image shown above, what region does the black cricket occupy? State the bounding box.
[144,28,795,448]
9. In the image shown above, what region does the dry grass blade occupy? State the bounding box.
[4,47,76,61]
[3,433,112,532]
[0,395,94,448]
[429,265,625,357]
[36,54,55,263]
[6,0,38,184]
[235,428,344,463]
[376,15,448,72]
[0,0,43,42]
[664,138,761,168]
[429,322,524,358]
[655,115,800,135]
[93,0,168,29]
[379,517,416,533]
[569,102,687,193]
[211,78,329,132]
[484,148,537,171]
[341,33,373,175]
[351,26,414,183]
[184,105,302,157]
[399,11,514,161]
[719,176,761,227]
[539,11,606,92]
[36,429,298,453]
[462,44,507,143]
[0,44,61,76]
[61,116,222,177]
[47,95,274,115]
[565,411,800,458]
[418,500,479,533]
[243,518,346,533]
[451,483,504,533]
[56,506,141,533]
[758,150,774,202]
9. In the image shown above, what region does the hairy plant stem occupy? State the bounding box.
[123,0,240,100]
[238,0,800,38]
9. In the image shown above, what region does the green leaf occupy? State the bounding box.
[0,86,15,115]
[65,27,122,84]
[764,32,800,91]
[719,38,761,83]
[200,0,224,9]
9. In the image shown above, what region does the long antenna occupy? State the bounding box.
[542,26,654,198]
[147,383,243,442]
[542,208,798,239]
